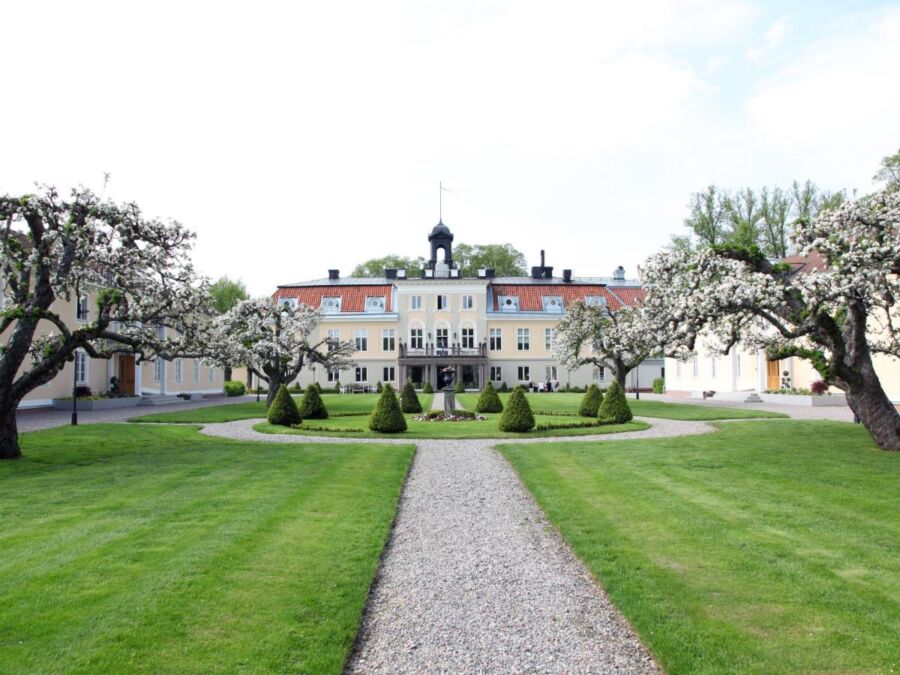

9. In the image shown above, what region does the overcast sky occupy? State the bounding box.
[2,0,899,295]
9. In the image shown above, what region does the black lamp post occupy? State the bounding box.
[634,367,640,400]
[71,354,78,426]
[256,374,260,403]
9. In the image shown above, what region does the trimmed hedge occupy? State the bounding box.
[598,380,633,423]
[267,384,302,426]
[652,377,665,394]
[475,382,503,413]
[498,386,535,432]
[224,380,246,397]
[578,384,603,417]
[298,385,328,419]
[423,381,434,394]
[369,384,407,433]
[400,380,423,413]
[454,380,465,394]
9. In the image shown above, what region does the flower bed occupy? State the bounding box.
[412,411,487,422]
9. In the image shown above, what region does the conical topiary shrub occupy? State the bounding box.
[498,385,535,432]
[475,381,503,413]
[499,381,509,393]
[423,381,434,394]
[598,380,633,423]
[578,383,603,417]
[454,380,465,394]
[267,384,302,426]
[298,384,328,419]
[400,379,423,413]
[376,381,383,393]
[369,383,407,433]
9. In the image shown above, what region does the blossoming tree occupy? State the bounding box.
[0,186,213,459]
[210,298,355,406]
[641,188,900,451]
[553,300,672,389]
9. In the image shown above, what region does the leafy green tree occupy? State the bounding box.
[498,386,535,432]
[369,384,407,433]
[209,276,249,381]
[597,380,632,424]
[727,188,764,249]
[760,186,791,258]
[873,148,900,189]
[298,385,328,419]
[452,243,527,277]
[351,255,424,278]
[400,380,423,413]
[684,185,732,247]
[475,381,503,413]
[578,384,603,417]
[267,384,301,426]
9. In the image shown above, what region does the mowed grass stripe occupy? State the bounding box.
[0,424,414,674]
[500,421,900,674]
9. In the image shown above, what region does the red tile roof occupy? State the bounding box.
[490,284,640,311]
[274,285,393,313]
[783,251,827,273]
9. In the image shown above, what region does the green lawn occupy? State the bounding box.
[0,424,414,674]
[255,414,649,439]
[500,421,900,674]
[457,392,787,420]
[132,393,433,424]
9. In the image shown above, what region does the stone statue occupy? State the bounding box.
[440,366,455,391]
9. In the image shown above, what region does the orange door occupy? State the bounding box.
[766,360,780,390]
[119,355,136,395]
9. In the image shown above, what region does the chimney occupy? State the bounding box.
[562,269,572,283]
[540,249,546,267]
[384,268,398,279]
[328,269,340,280]
[613,266,625,282]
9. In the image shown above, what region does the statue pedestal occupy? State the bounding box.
[443,390,455,416]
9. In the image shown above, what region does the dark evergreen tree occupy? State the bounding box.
[267,384,302,426]
[498,386,535,432]
[298,385,328,419]
[578,384,603,417]
[400,380,423,414]
[475,381,503,413]
[598,380,633,424]
[369,384,408,433]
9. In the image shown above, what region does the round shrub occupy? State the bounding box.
[454,380,465,394]
[498,386,535,432]
[423,381,434,394]
[369,384,407,433]
[475,381,503,413]
[224,380,246,397]
[400,380,423,413]
[811,379,828,395]
[298,385,328,419]
[598,380,632,424]
[578,384,603,417]
[267,384,302,426]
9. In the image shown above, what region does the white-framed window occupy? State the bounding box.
[327,328,340,351]
[208,366,216,383]
[490,366,502,382]
[154,358,164,383]
[542,296,563,313]
[193,360,200,384]
[174,358,183,384]
[517,328,530,351]
[355,329,368,352]
[328,368,340,382]
[585,296,607,308]
[597,366,605,381]
[382,329,396,351]
[355,366,367,382]
[462,294,474,310]
[410,295,422,310]
[436,294,449,310]
[436,327,449,349]
[76,295,90,321]
[365,296,385,313]
[74,349,88,385]
[279,297,298,310]
[461,327,475,349]
[410,328,424,350]
[383,366,395,382]
[498,295,519,312]
[518,366,530,381]
[544,328,555,350]
[321,297,342,313]
[692,355,699,377]
[545,365,558,381]
[489,328,502,350]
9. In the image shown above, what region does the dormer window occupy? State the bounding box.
[498,295,519,312]
[542,296,564,313]
[585,296,607,308]
[279,297,298,310]
[321,297,342,313]
[365,296,385,313]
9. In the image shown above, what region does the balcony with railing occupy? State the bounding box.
[398,341,487,360]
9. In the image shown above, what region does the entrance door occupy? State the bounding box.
[118,355,136,395]
[766,360,780,390]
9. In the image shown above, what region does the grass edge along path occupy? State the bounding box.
[499,420,900,674]
[0,424,415,674]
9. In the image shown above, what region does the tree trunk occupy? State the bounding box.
[265,376,281,407]
[224,366,233,382]
[844,367,900,451]
[0,400,22,460]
